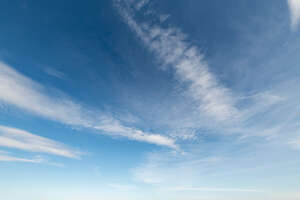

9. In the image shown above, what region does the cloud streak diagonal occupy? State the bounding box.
[0,62,176,149]
[114,0,239,121]
[0,125,81,158]
[0,150,42,163]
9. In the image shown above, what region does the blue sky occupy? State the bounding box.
[0,0,300,199]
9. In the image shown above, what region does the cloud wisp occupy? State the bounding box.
[95,117,177,149]
[0,150,42,163]
[165,187,260,192]
[0,62,176,149]
[44,67,65,79]
[0,125,81,159]
[288,0,300,29]
[131,148,265,195]
[0,62,92,127]
[113,0,300,148]
[107,184,137,191]
[288,137,300,150]
[114,0,239,121]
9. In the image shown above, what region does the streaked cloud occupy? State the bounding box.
[135,0,149,10]
[133,150,226,185]
[0,125,81,158]
[0,150,65,167]
[165,187,260,192]
[44,67,65,79]
[0,62,91,127]
[288,137,300,149]
[95,117,177,149]
[107,184,137,191]
[0,62,176,149]
[114,1,300,152]
[288,0,300,29]
[0,151,42,163]
[114,0,239,121]
[131,140,299,195]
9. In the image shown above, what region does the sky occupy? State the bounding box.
[0,0,300,199]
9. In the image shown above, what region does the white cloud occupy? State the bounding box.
[288,0,300,29]
[0,125,81,158]
[44,67,65,79]
[165,187,260,192]
[252,92,285,106]
[0,62,176,149]
[131,143,296,193]
[114,1,239,121]
[0,150,66,167]
[0,154,41,163]
[107,184,137,191]
[0,150,42,163]
[115,1,300,146]
[288,137,300,149]
[0,62,91,127]
[134,0,150,10]
[133,150,225,185]
[95,117,177,149]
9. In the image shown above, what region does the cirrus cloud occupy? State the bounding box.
[0,62,176,149]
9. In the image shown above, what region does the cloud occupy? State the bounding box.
[288,0,300,29]
[0,154,41,163]
[114,1,300,147]
[0,150,42,163]
[0,150,66,167]
[107,184,137,191]
[165,187,260,192]
[114,0,239,121]
[133,149,226,185]
[0,125,81,158]
[95,117,177,149]
[44,67,65,79]
[0,62,91,127]
[131,140,299,194]
[0,62,176,149]
[288,137,300,149]
[134,0,150,10]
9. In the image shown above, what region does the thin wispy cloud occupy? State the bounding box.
[131,140,298,194]
[44,67,65,79]
[114,0,300,151]
[0,151,42,163]
[114,0,239,121]
[0,125,81,158]
[0,62,92,127]
[288,0,300,29]
[133,150,226,185]
[165,187,260,192]
[107,184,137,191]
[135,0,149,10]
[0,62,176,149]
[288,137,300,149]
[0,150,65,167]
[95,117,177,149]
